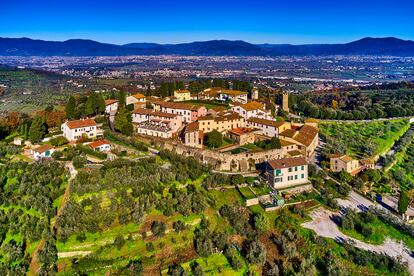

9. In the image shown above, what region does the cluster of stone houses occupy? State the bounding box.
[126,87,317,192]
[57,87,317,192]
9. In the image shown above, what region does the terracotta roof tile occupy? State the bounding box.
[132,108,153,115]
[279,129,297,138]
[294,125,318,147]
[185,122,199,133]
[132,93,146,99]
[239,101,265,111]
[89,139,110,149]
[33,144,54,153]
[66,119,97,129]
[267,157,308,170]
[174,89,191,94]
[105,99,118,106]
[152,111,179,119]
[228,127,257,136]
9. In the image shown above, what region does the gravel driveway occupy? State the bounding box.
[302,193,414,273]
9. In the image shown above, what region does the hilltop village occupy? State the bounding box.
[57,87,319,193]
[2,79,414,275]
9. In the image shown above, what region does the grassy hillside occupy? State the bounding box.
[320,119,410,159]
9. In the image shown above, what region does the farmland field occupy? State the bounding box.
[320,119,410,158]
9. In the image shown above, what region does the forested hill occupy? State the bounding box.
[0,37,413,56]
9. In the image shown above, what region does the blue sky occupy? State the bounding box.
[1,0,413,44]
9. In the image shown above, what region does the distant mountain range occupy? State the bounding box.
[0,37,413,56]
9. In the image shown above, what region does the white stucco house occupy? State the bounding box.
[61,119,98,142]
[105,99,118,114]
[88,139,111,152]
[32,144,55,160]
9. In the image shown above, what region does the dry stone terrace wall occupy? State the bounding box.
[140,135,288,171]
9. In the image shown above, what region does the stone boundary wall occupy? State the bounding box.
[138,135,288,171]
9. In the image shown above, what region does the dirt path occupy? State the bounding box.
[302,206,414,273]
[28,240,45,275]
[55,163,77,222]
[28,163,77,274]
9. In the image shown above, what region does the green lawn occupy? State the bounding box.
[183,100,229,110]
[250,186,271,196]
[242,143,264,152]
[237,187,256,200]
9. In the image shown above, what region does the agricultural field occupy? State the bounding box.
[320,119,410,159]
[0,68,110,114]
[390,140,414,190]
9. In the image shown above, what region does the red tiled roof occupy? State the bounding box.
[132,93,146,99]
[228,127,257,136]
[152,111,178,119]
[279,129,297,138]
[33,144,54,153]
[105,99,118,106]
[174,89,191,94]
[239,101,264,111]
[267,157,308,170]
[132,108,153,115]
[89,139,110,149]
[185,122,200,133]
[66,119,97,129]
[294,125,318,147]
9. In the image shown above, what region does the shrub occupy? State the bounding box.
[50,136,68,146]
[167,263,186,276]
[173,221,187,233]
[190,261,204,276]
[52,151,63,159]
[76,144,107,160]
[151,221,166,237]
[113,234,125,250]
[242,239,266,265]
[127,260,143,275]
[72,156,87,169]
[204,130,223,148]
[231,174,245,185]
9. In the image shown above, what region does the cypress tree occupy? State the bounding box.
[65,96,76,119]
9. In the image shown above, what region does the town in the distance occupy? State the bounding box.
[1,56,414,274]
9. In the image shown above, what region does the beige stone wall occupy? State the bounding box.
[143,135,288,171]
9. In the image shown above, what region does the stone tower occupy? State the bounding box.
[282,92,289,113]
[251,87,259,100]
